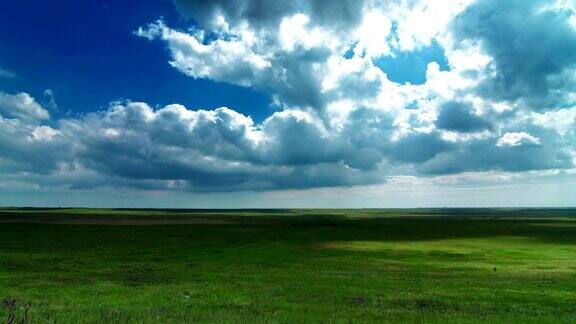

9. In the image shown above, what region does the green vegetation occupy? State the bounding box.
[1,208,576,323]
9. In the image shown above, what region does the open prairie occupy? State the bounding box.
[1,208,576,323]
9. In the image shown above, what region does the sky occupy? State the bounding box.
[0,0,575,208]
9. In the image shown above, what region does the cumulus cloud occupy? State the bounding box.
[62,102,390,191]
[136,20,270,87]
[452,0,576,110]
[496,132,541,148]
[0,91,573,192]
[1,0,576,194]
[0,92,50,122]
[139,0,472,113]
[0,101,69,175]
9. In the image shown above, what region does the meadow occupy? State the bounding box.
[1,208,576,323]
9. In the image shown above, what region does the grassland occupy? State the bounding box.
[1,208,576,323]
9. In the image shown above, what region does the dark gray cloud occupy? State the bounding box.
[419,137,573,175]
[173,0,366,32]
[391,132,453,164]
[453,0,576,110]
[436,101,492,133]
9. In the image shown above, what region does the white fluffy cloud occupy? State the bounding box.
[0,92,50,122]
[496,132,541,147]
[0,93,69,176]
[136,20,270,87]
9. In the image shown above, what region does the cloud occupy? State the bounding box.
[61,101,392,190]
[172,0,366,33]
[0,92,50,122]
[0,116,69,176]
[31,126,59,141]
[1,0,576,195]
[136,20,270,87]
[0,68,16,79]
[42,89,58,112]
[419,137,572,175]
[452,0,576,110]
[391,131,453,164]
[496,132,541,147]
[0,89,573,193]
[138,0,470,113]
[435,101,492,133]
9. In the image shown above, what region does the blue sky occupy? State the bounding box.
[374,40,450,85]
[0,0,575,207]
[0,0,271,121]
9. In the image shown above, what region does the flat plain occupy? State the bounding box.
[1,208,576,323]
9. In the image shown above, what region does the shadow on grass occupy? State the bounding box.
[0,210,575,283]
[1,209,576,251]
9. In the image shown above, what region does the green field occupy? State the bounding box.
[1,208,576,323]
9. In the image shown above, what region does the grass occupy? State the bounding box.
[1,208,576,323]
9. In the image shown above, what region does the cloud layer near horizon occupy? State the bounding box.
[1,0,576,194]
